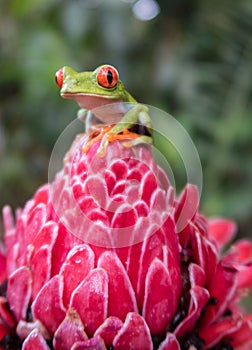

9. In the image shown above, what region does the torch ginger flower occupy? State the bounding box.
[0,133,252,350]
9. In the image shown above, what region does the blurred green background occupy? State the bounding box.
[0,0,252,241]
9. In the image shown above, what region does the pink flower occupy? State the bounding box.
[0,134,252,350]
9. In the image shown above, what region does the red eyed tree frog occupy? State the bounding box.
[55,64,152,156]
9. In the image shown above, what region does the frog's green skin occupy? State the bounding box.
[58,65,153,153]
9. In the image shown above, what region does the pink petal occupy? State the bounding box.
[223,240,252,289]
[6,242,19,276]
[0,296,16,328]
[142,258,175,334]
[0,324,8,343]
[51,223,82,275]
[200,261,237,327]
[105,169,116,195]
[2,205,16,253]
[7,266,32,321]
[162,246,181,314]
[208,218,237,249]
[199,317,242,348]
[24,203,47,245]
[137,229,166,310]
[71,335,106,350]
[234,263,252,289]
[94,316,123,347]
[31,221,58,252]
[70,268,108,337]
[0,248,6,284]
[140,171,158,206]
[59,244,95,307]
[113,312,153,350]
[174,286,209,338]
[16,320,49,340]
[30,246,52,302]
[98,251,138,320]
[111,204,138,228]
[175,184,199,233]
[162,216,180,260]
[188,263,205,288]
[230,240,252,262]
[191,232,218,287]
[110,159,128,181]
[158,333,180,350]
[33,184,49,205]
[126,239,143,295]
[134,200,149,217]
[85,175,108,210]
[22,329,50,350]
[231,317,252,348]
[53,309,88,350]
[32,275,66,335]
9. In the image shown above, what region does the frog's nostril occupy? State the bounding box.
[55,68,64,88]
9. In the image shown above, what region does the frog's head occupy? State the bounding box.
[55,64,136,110]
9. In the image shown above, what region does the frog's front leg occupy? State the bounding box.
[110,104,152,135]
[78,109,101,131]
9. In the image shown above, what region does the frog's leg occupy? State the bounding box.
[109,104,152,135]
[96,104,153,157]
[78,109,101,131]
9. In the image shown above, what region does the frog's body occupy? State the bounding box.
[55,64,152,156]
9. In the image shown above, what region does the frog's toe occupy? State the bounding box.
[122,135,152,148]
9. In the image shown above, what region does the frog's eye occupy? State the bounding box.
[97,65,119,88]
[55,68,64,88]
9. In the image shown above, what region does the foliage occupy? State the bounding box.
[0,0,252,238]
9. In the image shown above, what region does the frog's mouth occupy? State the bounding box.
[61,92,123,110]
[62,92,127,123]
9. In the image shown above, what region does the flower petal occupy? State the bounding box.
[208,218,237,249]
[0,323,8,344]
[30,246,52,302]
[137,228,166,310]
[22,329,50,350]
[53,309,88,350]
[0,296,16,328]
[71,335,106,350]
[51,223,82,275]
[24,203,48,246]
[94,316,123,347]
[174,285,209,338]
[199,317,242,348]
[113,312,153,350]
[98,251,138,320]
[59,244,95,307]
[32,275,66,335]
[188,263,205,288]
[7,266,32,321]
[142,258,175,334]
[230,317,252,348]
[175,184,199,234]
[70,268,108,337]
[158,333,180,350]
[200,261,237,327]
[0,245,6,285]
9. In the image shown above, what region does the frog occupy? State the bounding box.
[55,64,152,156]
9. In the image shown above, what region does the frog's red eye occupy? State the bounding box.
[97,65,119,88]
[55,68,64,88]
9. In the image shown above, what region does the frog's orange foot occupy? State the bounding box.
[82,125,141,156]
